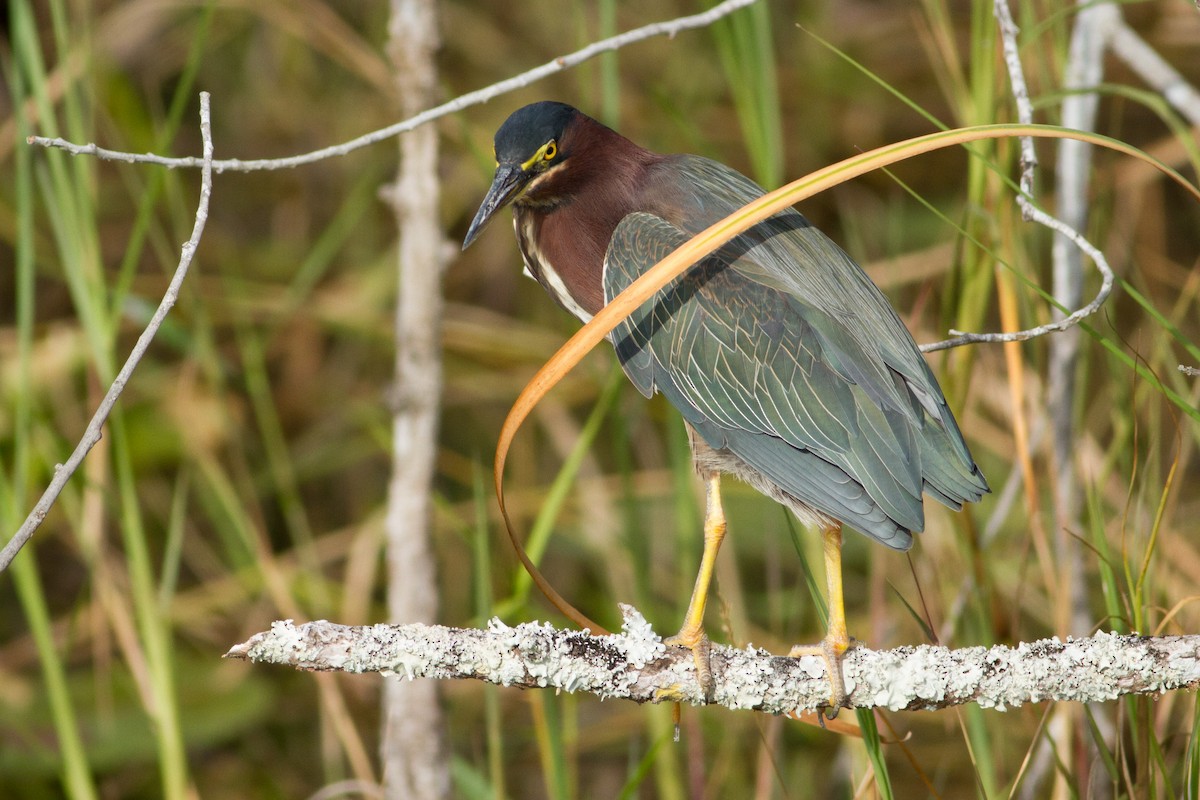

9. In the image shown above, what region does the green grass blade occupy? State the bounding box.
[473,462,508,799]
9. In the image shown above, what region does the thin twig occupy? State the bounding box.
[922,1,1116,354]
[1,93,215,572]
[993,0,1037,198]
[921,218,1115,349]
[27,0,758,173]
[225,608,1200,715]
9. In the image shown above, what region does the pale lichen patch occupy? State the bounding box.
[226,617,1200,716]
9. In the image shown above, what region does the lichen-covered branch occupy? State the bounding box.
[225,606,1200,715]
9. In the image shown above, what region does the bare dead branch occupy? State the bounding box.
[1047,0,1120,647]
[992,0,1038,197]
[226,607,1200,716]
[381,0,449,796]
[1,92,215,572]
[1109,19,1200,125]
[921,1,1115,354]
[26,0,757,173]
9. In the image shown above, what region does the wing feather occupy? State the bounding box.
[602,157,988,546]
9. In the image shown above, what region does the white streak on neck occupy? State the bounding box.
[514,214,594,324]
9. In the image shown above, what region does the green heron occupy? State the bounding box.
[463,101,989,710]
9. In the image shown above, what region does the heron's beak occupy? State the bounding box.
[463,164,526,249]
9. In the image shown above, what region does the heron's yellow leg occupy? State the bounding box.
[820,523,850,654]
[664,473,725,694]
[789,523,852,714]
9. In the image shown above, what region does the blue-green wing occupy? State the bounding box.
[604,202,987,548]
[643,156,986,499]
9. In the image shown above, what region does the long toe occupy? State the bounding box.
[664,631,714,701]
[789,636,854,717]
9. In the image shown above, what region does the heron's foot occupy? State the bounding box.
[789,634,855,719]
[662,630,714,702]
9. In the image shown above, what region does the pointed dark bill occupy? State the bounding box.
[463,164,527,250]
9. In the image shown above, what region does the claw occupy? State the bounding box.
[790,634,855,716]
[659,471,725,706]
[786,522,855,717]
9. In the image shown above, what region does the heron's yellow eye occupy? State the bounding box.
[543,141,557,160]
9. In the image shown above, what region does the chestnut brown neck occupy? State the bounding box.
[515,114,660,318]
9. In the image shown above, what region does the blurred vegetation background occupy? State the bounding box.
[3,0,1200,797]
